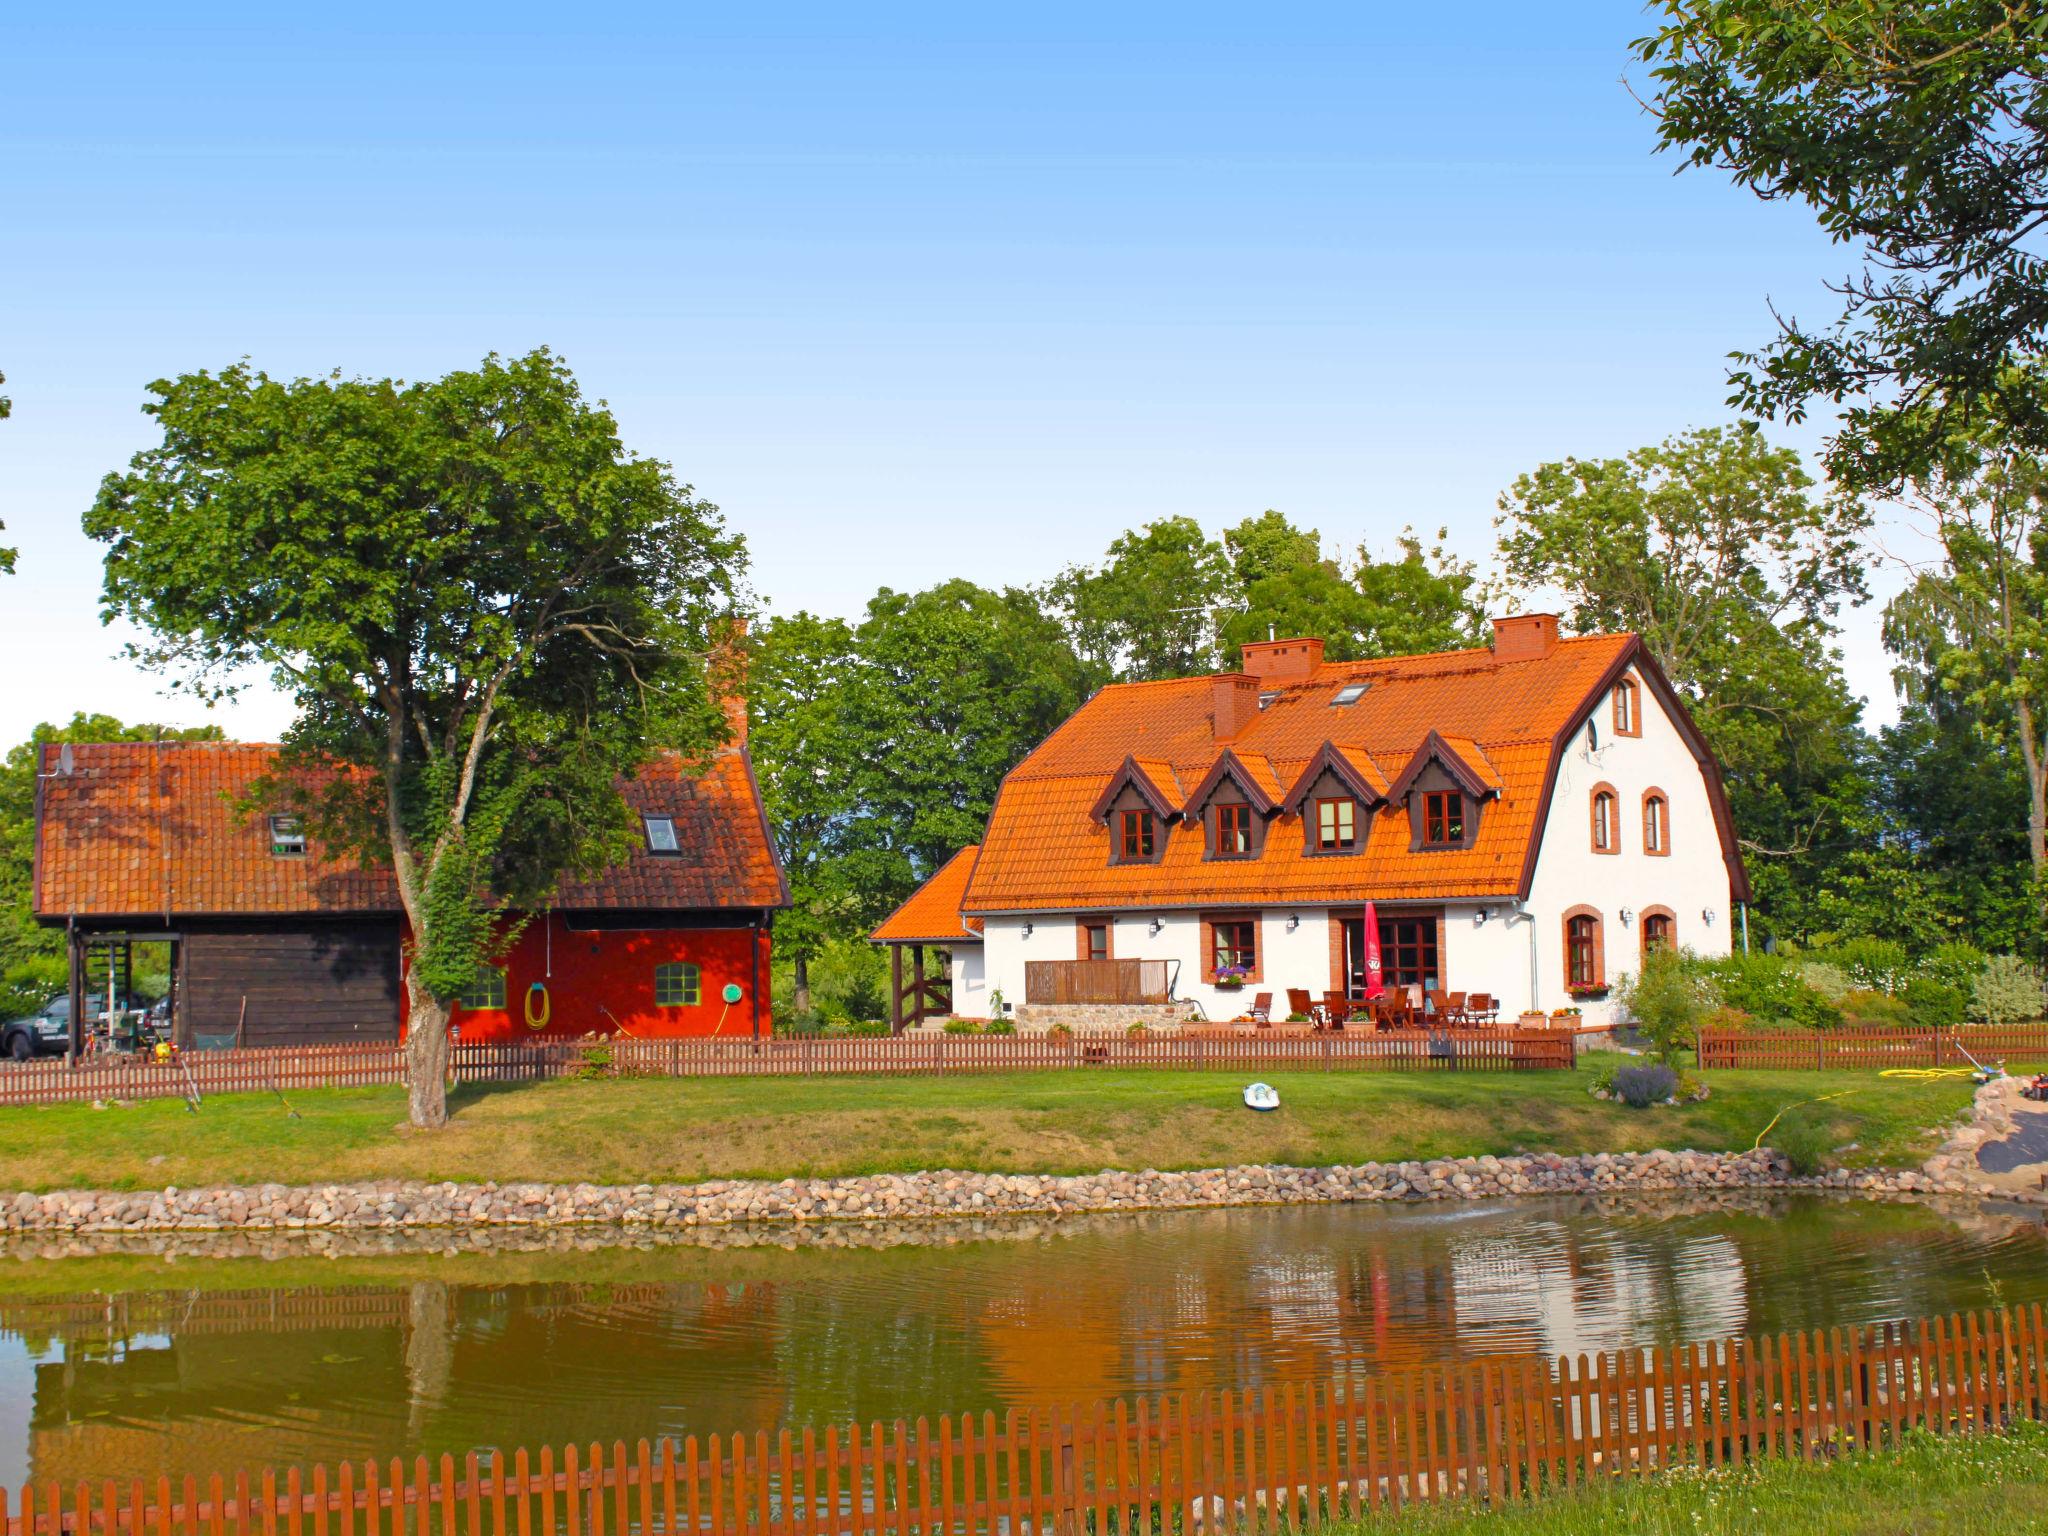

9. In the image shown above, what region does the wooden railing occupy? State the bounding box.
[0,1305,2040,1534]
[1024,959,1171,1005]
[1697,1025,2048,1070]
[0,1031,1574,1107]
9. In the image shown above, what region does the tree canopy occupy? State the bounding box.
[86,350,746,1124]
[1638,0,2048,486]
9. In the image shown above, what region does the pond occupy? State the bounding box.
[1,1192,2044,1490]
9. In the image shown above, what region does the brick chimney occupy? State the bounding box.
[712,618,750,747]
[1491,613,1560,662]
[1211,673,1261,740]
[1238,636,1325,683]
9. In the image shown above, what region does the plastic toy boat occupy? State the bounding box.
[1243,1082,1280,1112]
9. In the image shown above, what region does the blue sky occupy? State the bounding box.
[0,2,1902,742]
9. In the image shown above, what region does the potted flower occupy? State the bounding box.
[1566,980,1609,1000]
[1214,964,1250,990]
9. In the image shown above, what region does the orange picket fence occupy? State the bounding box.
[1,1305,2043,1535]
[1696,1026,2048,1070]
[0,1031,1575,1108]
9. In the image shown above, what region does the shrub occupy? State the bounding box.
[1839,988,1911,1026]
[942,1018,982,1035]
[1823,937,1913,994]
[1046,1022,1074,1040]
[983,1018,1015,1035]
[1126,1022,1151,1040]
[1702,1004,1755,1033]
[1698,951,1838,1028]
[1611,949,1712,1061]
[0,957,67,1023]
[1976,955,2048,1025]
[1921,940,1989,994]
[1796,962,1849,1002]
[1903,977,1968,1031]
[846,1019,889,1037]
[1612,1063,1680,1108]
[1770,1107,1832,1176]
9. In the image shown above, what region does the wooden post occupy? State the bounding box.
[66,923,84,1067]
[911,945,926,1025]
[890,945,905,1035]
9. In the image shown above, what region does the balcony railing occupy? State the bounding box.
[1023,958,1171,1006]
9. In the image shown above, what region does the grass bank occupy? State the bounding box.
[0,1067,1976,1191]
[1339,1423,2048,1534]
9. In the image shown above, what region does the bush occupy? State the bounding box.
[1839,988,1910,1026]
[1795,962,1849,1002]
[1612,1063,1680,1108]
[1611,949,1712,1061]
[1903,977,1968,1030]
[845,1019,889,1037]
[1975,955,2048,1025]
[1770,1107,1832,1176]
[1698,952,1840,1029]
[1921,940,1989,994]
[1702,1004,1755,1033]
[942,1018,982,1035]
[1046,1022,1073,1040]
[1822,937,1913,994]
[983,1018,1015,1035]
[0,957,67,1023]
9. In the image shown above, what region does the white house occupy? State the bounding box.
[873,616,1746,1029]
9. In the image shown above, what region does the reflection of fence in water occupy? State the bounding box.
[0,1305,2040,1534]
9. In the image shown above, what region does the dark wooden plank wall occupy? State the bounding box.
[179,921,402,1046]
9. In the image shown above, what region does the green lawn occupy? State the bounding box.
[0,1066,1977,1191]
[1336,1423,2048,1535]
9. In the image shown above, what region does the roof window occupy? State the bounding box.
[1331,683,1369,706]
[268,814,305,859]
[1257,691,1280,711]
[643,815,680,855]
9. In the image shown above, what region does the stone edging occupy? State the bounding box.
[6,1075,2030,1235]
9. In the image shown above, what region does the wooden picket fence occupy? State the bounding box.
[1,1305,2043,1535]
[1697,1025,2048,1070]
[0,1031,1574,1108]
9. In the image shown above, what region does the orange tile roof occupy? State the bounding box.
[962,632,1652,913]
[871,846,985,943]
[35,742,787,919]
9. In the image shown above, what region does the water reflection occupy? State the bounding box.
[2,1193,2043,1491]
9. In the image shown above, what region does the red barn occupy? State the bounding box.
[32,739,788,1051]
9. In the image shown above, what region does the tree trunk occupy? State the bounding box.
[793,953,811,1017]
[406,971,451,1129]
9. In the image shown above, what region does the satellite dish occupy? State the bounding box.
[57,743,73,776]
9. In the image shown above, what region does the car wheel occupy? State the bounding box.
[7,1033,32,1062]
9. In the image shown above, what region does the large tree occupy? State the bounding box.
[1221,528,1485,664]
[1497,424,1871,932]
[1883,388,2048,922]
[86,351,745,1126]
[1637,0,2048,486]
[1048,518,1228,681]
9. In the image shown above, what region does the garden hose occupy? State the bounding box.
[1878,1067,1980,1081]
[523,983,551,1031]
[1752,1088,1859,1151]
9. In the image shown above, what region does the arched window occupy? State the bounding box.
[1612,677,1641,737]
[1640,908,1676,958]
[1642,790,1669,856]
[1590,785,1619,853]
[1563,908,1604,990]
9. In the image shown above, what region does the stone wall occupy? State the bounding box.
[1010,1003,1179,1029]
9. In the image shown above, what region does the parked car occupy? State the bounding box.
[2,996,72,1060]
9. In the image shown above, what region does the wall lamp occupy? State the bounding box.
[1286,913,1300,932]
[1150,917,1164,936]
[1618,907,1634,926]
[1474,908,1492,927]
[1702,908,1716,927]
[1022,922,1033,939]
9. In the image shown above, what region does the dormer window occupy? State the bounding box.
[1421,791,1464,848]
[1612,678,1640,737]
[268,815,305,859]
[1315,796,1358,851]
[1117,809,1157,860]
[643,815,680,855]
[1214,803,1253,856]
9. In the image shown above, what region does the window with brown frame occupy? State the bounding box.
[1081,922,1110,961]
[1591,789,1619,853]
[1210,918,1257,977]
[1421,790,1465,848]
[1612,677,1640,736]
[1641,912,1674,956]
[1643,792,1668,855]
[1213,802,1253,856]
[1116,808,1157,861]
[1566,914,1600,987]
[1315,796,1358,851]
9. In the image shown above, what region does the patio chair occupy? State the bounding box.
[1247,991,1273,1025]
[1286,988,1316,1022]
[1440,990,1468,1028]
[1467,992,1498,1024]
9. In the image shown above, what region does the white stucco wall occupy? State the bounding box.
[949,945,988,1015]
[973,667,1740,1028]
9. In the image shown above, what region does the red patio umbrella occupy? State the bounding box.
[1359,900,1386,1000]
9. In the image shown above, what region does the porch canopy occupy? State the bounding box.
[871,848,982,1031]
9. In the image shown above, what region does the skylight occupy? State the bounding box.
[643,815,680,854]
[1257,691,1280,710]
[1331,683,1369,706]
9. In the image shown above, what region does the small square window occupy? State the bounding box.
[1117,809,1156,860]
[268,814,306,859]
[1422,791,1465,847]
[457,967,507,1010]
[1213,803,1253,856]
[643,815,680,854]
[655,961,701,1007]
[1316,796,1357,851]
[1331,683,1369,707]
